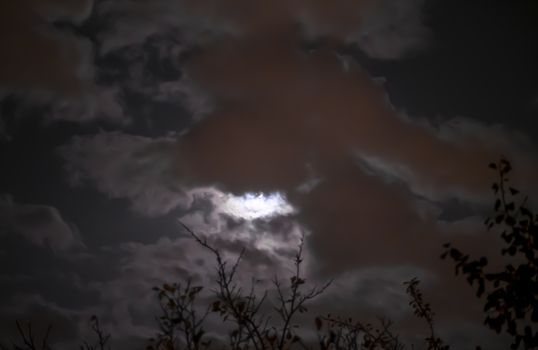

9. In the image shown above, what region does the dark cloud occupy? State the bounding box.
[0,195,81,251]
[0,0,131,125]
[310,0,431,59]
[94,0,228,55]
[0,0,93,97]
[94,0,430,60]
[0,295,81,348]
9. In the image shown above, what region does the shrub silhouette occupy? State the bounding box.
[80,315,112,350]
[147,280,210,350]
[442,158,538,349]
[147,223,332,350]
[145,223,447,350]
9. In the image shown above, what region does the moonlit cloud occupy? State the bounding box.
[1,1,537,350]
[60,131,188,217]
[352,0,431,59]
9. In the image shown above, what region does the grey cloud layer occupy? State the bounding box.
[60,132,187,217]
[95,0,429,59]
[0,195,81,251]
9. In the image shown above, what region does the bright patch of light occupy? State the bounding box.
[222,192,295,220]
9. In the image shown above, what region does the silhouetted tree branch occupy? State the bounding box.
[80,316,111,350]
[404,278,448,350]
[181,221,269,350]
[0,321,52,350]
[179,221,332,350]
[147,280,210,350]
[442,158,538,349]
[272,235,332,350]
[315,315,404,350]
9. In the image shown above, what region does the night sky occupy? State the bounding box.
[1,1,538,349]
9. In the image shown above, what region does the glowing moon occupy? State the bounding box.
[221,192,295,220]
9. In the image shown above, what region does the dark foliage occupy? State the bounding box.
[404,278,448,350]
[147,280,210,350]
[315,315,404,350]
[442,158,538,349]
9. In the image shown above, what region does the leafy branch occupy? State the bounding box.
[442,158,538,349]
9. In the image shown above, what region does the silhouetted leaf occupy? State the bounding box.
[509,187,520,195]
